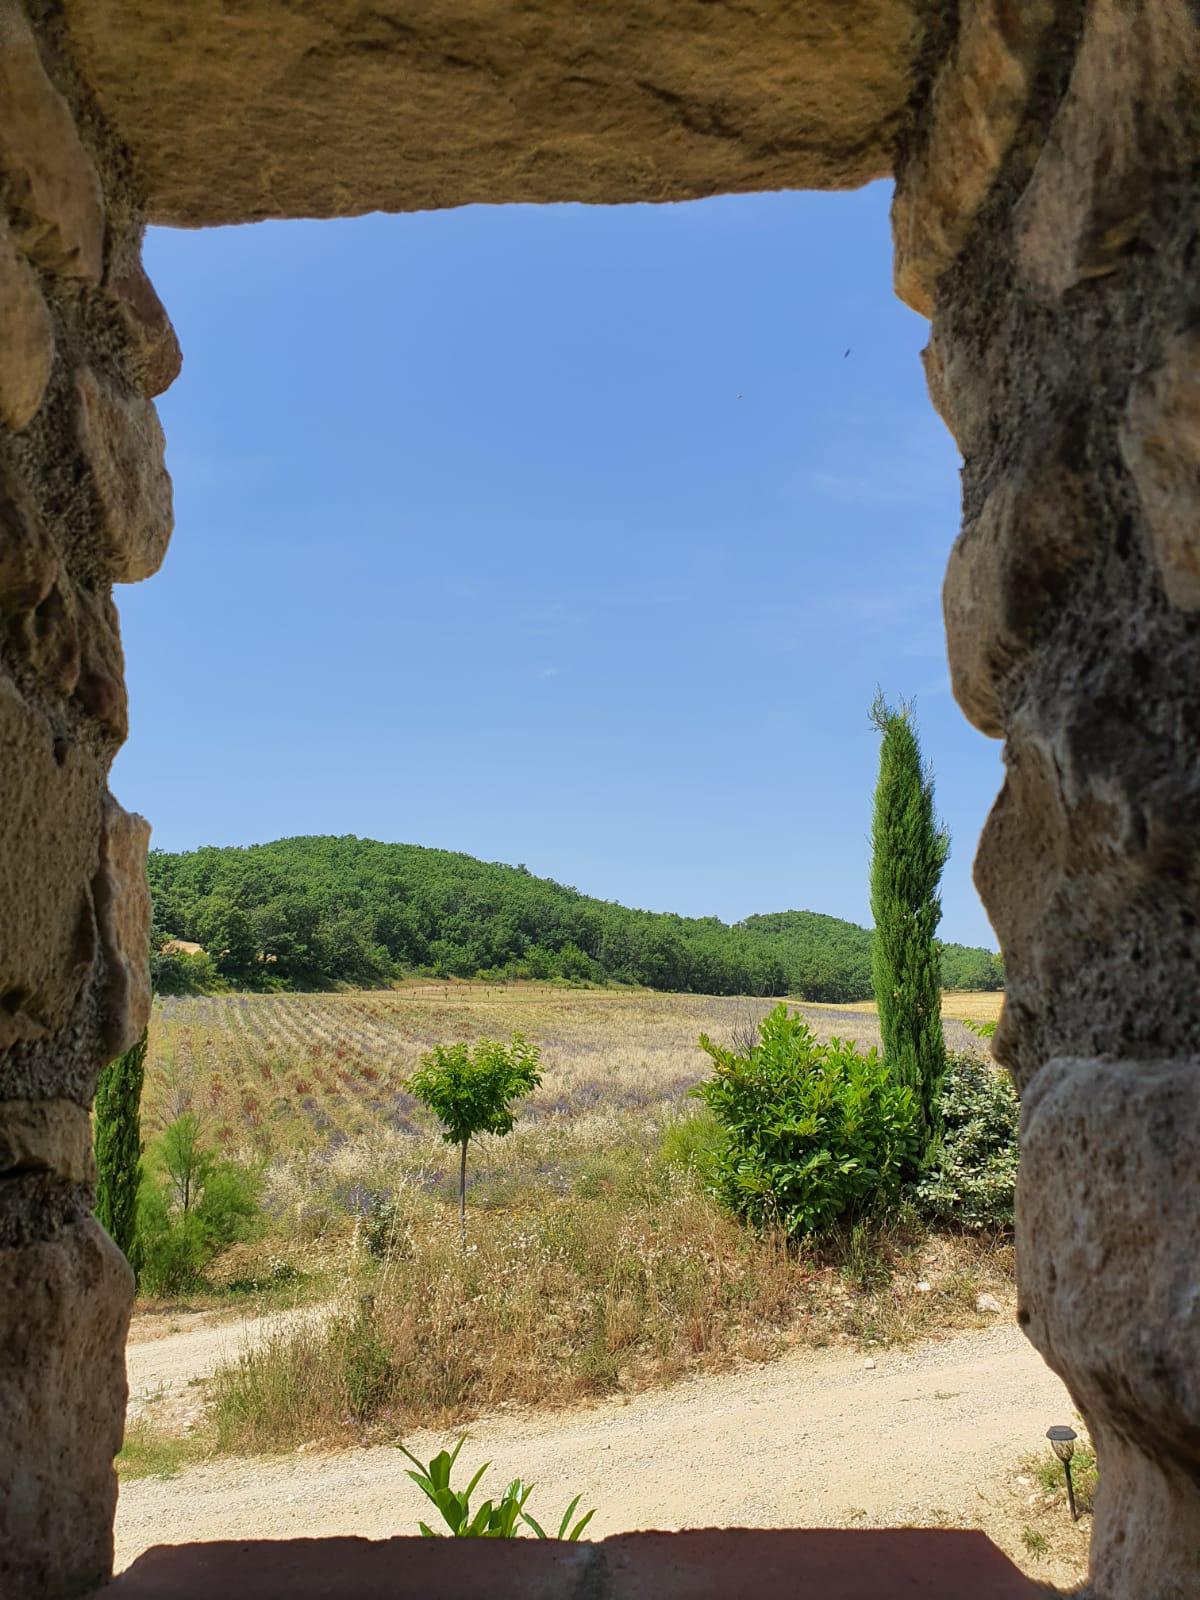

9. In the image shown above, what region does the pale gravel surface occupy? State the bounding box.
[118,1315,1084,1587]
[126,1304,325,1429]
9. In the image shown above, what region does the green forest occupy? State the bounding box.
[148,835,1003,1002]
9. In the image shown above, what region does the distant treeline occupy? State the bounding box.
[148,835,1003,1002]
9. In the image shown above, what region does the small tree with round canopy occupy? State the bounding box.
[406,1033,541,1241]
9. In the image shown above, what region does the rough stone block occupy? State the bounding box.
[74,366,173,583]
[106,256,182,398]
[0,1220,132,1600]
[0,673,100,1047]
[0,457,57,615]
[18,576,83,696]
[0,214,54,428]
[93,792,152,1058]
[56,0,922,225]
[1119,326,1200,611]
[1018,1056,1200,1598]
[73,582,127,739]
[0,0,104,279]
[893,0,1054,316]
[0,1097,94,1185]
[1014,0,1199,298]
[943,454,1090,737]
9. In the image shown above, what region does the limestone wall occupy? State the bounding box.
[0,0,1196,1595]
[899,3,1200,1594]
[0,1,175,1590]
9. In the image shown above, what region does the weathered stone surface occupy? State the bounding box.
[0,1098,93,1184]
[0,673,100,1047]
[1015,0,1200,298]
[0,460,83,692]
[106,256,182,398]
[1119,326,1200,611]
[73,582,127,739]
[74,366,173,583]
[1018,1057,1200,1599]
[18,577,82,696]
[977,698,1200,1097]
[0,215,55,428]
[0,1220,131,1599]
[942,449,1089,738]
[56,0,921,225]
[0,459,56,614]
[893,0,1055,316]
[0,0,104,278]
[0,423,127,721]
[93,792,151,1058]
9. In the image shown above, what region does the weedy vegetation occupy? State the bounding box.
[397,1434,594,1540]
[127,986,1017,1455]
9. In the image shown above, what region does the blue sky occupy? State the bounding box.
[112,181,1003,949]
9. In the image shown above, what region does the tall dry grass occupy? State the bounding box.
[209,1147,1014,1453]
[139,984,1011,1454]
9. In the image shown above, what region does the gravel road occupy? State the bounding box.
[117,1314,1082,1584]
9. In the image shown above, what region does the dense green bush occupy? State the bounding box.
[695,1004,920,1239]
[150,934,223,996]
[138,1114,262,1294]
[912,1053,1019,1230]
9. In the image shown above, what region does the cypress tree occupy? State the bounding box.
[869,694,949,1152]
[94,1030,147,1272]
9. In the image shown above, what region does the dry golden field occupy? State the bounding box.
[144,984,1000,1161]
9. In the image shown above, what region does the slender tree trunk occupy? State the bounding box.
[459,1140,467,1247]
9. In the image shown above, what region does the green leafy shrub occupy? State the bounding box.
[912,1052,1019,1230]
[137,1114,262,1295]
[150,942,223,996]
[695,1004,920,1239]
[398,1435,594,1540]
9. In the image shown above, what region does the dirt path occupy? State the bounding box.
[126,1304,322,1429]
[117,1317,1086,1587]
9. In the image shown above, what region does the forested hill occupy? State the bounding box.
[147,834,1004,1002]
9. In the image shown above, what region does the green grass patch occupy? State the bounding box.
[117,1423,210,1480]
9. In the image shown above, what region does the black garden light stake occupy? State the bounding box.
[1047,1425,1079,1520]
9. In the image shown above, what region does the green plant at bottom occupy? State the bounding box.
[1021,1526,1049,1559]
[398,1435,595,1540]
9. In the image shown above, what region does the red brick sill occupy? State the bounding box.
[104,1528,1056,1598]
